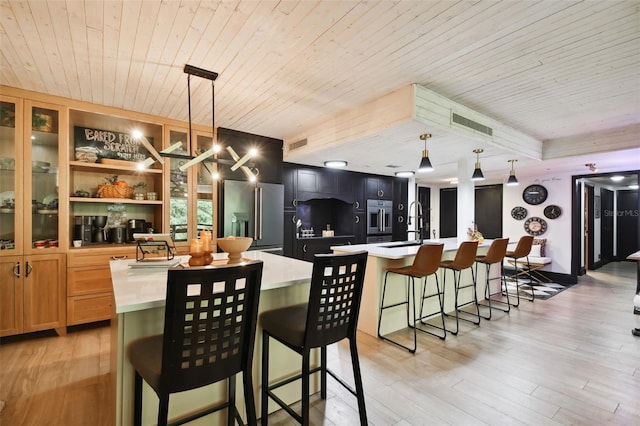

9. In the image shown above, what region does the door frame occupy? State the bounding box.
[571,170,640,280]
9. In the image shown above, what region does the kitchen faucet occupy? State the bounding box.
[407,200,424,241]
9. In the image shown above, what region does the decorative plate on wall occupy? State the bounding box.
[511,206,528,220]
[544,204,562,219]
[522,184,548,205]
[524,216,548,236]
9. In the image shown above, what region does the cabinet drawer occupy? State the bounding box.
[67,293,113,326]
[67,247,136,267]
[67,266,113,296]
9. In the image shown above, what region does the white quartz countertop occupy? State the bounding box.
[331,237,500,259]
[627,250,640,261]
[111,251,313,314]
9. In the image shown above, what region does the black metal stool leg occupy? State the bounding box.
[261,333,269,425]
[443,269,461,335]
[507,257,521,307]
[134,371,142,426]
[417,274,447,339]
[469,266,481,324]
[479,262,511,319]
[378,271,416,352]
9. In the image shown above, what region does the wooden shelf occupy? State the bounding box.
[69,160,162,174]
[69,197,162,205]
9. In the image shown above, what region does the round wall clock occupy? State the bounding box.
[522,184,548,205]
[543,204,562,219]
[511,206,528,220]
[524,216,548,236]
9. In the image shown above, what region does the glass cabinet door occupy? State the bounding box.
[0,96,22,254]
[166,129,189,242]
[196,133,216,237]
[25,101,65,253]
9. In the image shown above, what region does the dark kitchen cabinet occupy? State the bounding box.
[353,175,366,211]
[354,212,366,244]
[296,167,354,203]
[335,172,355,204]
[297,168,335,194]
[393,179,409,241]
[283,211,297,258]
[366,176,393,199]
[296,236,354,262]
[283,163,297,210]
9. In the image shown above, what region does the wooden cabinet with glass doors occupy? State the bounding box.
[163,126,217,253]
[0,96,67,337]
[66,109,164,326]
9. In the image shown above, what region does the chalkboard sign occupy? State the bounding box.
[74,126,152,163]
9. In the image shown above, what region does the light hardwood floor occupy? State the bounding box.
[1,262,638,425]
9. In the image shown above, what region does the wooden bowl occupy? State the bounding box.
[216,237,253,263]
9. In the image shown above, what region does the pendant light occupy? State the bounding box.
[506,159,519,186]
[417,133,433,173]
[471,149,485,181]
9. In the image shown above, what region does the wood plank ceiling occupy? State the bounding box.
[1,0,638,182]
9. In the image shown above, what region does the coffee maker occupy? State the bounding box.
[74,215,108,244]
[127,219,146,242]
[74,216,93,244]
[93,216,107,243]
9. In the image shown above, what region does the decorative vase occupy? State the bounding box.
[188,252,205,266]
[203,251,213,265]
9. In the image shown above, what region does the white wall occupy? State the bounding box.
[414,172,578,276]
[503,173,573,275]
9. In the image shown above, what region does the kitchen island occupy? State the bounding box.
[332,238,499,337]
[110,251,314,425]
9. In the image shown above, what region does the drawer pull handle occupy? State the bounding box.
[112,255,128,260]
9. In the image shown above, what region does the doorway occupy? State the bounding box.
[572,171,640,280]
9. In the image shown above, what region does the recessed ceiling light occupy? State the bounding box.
[610,175,624,182]
[394,171,414,177]
[629,184,639,190]
[324,160,347,168]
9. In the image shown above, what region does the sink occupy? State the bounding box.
[378,241,423,248]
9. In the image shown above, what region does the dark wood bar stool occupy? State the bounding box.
[440,240,480,335]
[475,238,510,319]
[378,243,446,353]
[504,235,535,306]
[260,251,368,426]
[128,261,264,426]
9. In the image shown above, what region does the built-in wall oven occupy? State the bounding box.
[366,199,393,241]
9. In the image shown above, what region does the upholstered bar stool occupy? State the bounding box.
[261,251,368,426]
[440,240,479,335]
[378,243,445,353]
[475,238,509,320]
[128,260,264,426]
[504,235,534,306]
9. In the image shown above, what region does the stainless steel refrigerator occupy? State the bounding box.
[221,180,284,250]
